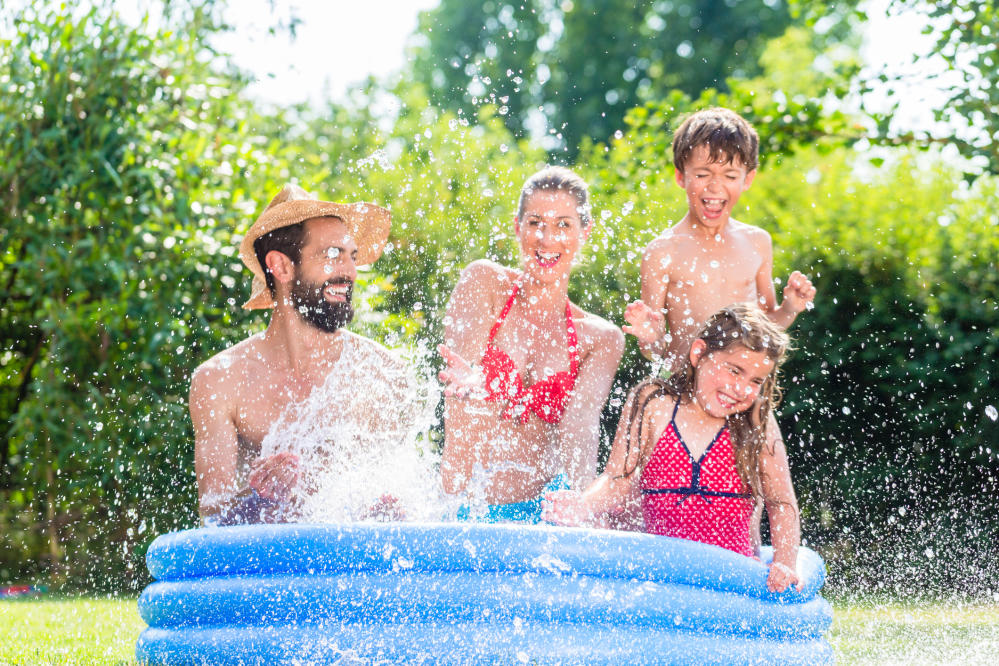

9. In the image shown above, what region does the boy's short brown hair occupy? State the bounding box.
[672,107,759,173]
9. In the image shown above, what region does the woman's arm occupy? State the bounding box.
[440,260,510,493]
[557,320,624,489]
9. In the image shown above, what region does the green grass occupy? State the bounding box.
[829,598,999,665]
[2,596,998,664]
[0,597,144,665]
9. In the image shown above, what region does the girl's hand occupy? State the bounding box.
[438,344,486,399]
[767,560,802,593]
[621,300,664,344]
[248,451,300,501]
[542,489,594,527]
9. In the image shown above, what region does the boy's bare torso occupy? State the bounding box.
[646,218,769,368]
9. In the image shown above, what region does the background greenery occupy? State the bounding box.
[1,0,996,596]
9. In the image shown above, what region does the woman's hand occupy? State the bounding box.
[766,560,802,593]
[438,344,486,399]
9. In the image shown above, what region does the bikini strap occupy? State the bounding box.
[669,399,681,425]
[564,300,581,376]
[487,278,521,343]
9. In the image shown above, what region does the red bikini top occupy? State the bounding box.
[480,280,580,424]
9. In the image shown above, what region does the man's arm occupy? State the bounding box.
[190,361,241,519]
[558,322,625,489]
[190,360,298,524]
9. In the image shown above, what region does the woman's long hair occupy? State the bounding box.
[620,304,790,499]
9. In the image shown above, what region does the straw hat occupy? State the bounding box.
[238,184,391,310]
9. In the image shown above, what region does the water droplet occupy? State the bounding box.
[841,406,851,415]
[987,405,998,421]
[709,260,719,269]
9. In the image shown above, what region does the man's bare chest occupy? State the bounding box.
[232,376,317,452]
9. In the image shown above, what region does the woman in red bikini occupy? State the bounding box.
[438,167,624,523]
[543,304,802,593]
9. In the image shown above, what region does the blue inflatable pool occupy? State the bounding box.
[136,523,832,664]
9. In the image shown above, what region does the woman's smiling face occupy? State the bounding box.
[515,190,588,282]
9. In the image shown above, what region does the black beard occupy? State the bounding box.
[290,277,354,333]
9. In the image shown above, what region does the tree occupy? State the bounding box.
[882,0,999,174]
[408,0,861,156]
[0,1,300,588]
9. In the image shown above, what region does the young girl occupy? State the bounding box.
[543,304,801,592]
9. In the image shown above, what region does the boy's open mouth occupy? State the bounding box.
[702,198,726,214]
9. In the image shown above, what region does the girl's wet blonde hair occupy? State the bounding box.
[621,304,790,499]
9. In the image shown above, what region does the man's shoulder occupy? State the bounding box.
[338,330,393,359]
[191,334,268,391]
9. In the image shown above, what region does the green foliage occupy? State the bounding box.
[0,2,302,588]
[409,0,862,157]
[745,149,998,592]
[883,0,999,174]
[2,0,996,599]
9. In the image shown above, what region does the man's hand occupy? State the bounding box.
[621,300,664,345]
[247,451,300,501]
[438,344,486,399]
[782,271,816,314]
[362,494,406,522]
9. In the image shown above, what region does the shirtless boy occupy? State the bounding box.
[189,183,392,524]
[620,107,816,540]
[623,107,816,367]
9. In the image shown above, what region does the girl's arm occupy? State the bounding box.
[759,411,802,592]
[544,384,666,526]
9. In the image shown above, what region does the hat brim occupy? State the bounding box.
[238,199,391,310]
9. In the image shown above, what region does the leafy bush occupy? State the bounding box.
[2,2,995,597]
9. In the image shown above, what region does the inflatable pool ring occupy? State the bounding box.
[137,523,832,664]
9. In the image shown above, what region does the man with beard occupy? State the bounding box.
[190,184,392,524]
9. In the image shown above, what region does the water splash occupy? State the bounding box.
[259,336,448,522]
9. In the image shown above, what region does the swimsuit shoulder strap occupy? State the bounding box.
[487,277,521,343]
